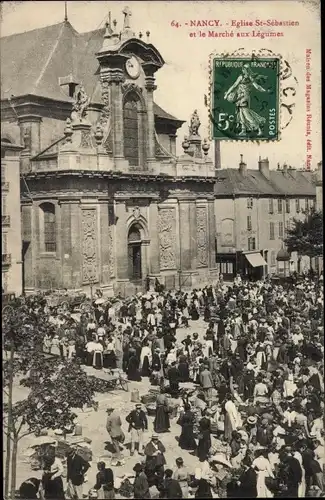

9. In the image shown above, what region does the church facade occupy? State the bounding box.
[1,9,217,296]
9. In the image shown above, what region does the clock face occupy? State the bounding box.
[125,56,141,79]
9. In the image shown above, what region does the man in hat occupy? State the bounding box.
[106,407,125,466]
[126,404,148,456]
[144,434,166,489]
[66,444,90,499]
[199,364,214,408]
[133,463,150,499]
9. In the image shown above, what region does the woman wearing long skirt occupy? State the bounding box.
[178,355,190,383]
[252,451,274,498]
[154,393,170,433]
[224,395,242,442]
[103,338,117,369]
[178,405,197,451]
[140,343,152,377]
[127,351,142,382]
[197,421,211,463]
[92,341,104,370]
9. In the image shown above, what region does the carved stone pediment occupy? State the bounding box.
[121,82,143,94]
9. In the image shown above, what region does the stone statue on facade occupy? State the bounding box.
[23,127,32,151]
[123,6,132,29]
[71,85,90,123]
[189,109,201,136]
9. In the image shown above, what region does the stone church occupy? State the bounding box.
[1,8,217,296]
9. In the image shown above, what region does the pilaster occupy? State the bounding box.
[18,114,42,156]
[148,202,160,274]
[108,70,126,160]
[145,75,157,165]
[208,199,216,267]
[114,200,129,279]
[99,202,111,285]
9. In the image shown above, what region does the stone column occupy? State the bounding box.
[18,115,42,156]
[99,201,110,285]
[148,202,160,275]
[208,199,217,267]
[178,200,191,271]
[110,70,125,160]
[60,201,72,288]
[114,199,129,280]
[145,75,157,164]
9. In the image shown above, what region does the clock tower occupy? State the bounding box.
[96,7,164,173]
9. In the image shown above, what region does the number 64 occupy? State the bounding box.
[218,113,235,130]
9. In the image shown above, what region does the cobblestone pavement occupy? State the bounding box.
[11,317,209,496]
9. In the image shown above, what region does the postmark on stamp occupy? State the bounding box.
[210,55,280,141]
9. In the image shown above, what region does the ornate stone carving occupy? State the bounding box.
[154,134,173,159]
[108,225,115,278]
[81,209,98,283]
[99,80,111,128]
[122,82,143,94]
[80,130,92,148]
[71,85,90,123]
[196,206,208,267]
[103,129,113,154]
[158,208,176,270]
[189,109,201,136]
[133,207,141,219]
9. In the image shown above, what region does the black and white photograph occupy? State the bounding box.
[1,0,323,498]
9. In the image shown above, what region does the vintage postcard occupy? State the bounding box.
[1,1,323,499]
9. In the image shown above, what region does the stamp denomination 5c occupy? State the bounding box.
[210,55,280,141]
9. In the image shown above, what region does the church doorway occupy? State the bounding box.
[128,224,142,281]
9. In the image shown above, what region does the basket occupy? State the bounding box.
[76,445,92,462]
[131,389,140,403]
[141,394,156,405]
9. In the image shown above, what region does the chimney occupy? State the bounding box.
[239,154,247,176]
[258,156,270,179]
[283,163,288,174]
[214,140,221,170]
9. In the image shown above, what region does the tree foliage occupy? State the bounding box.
[284,208,323,258]
[2,296,97,498]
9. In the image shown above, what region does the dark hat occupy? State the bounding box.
[133,463,143,473]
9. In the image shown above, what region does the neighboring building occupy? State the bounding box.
[1,12,217,296]
[214,156,317,280]
[1,140,23,297]
[316,161,323,211]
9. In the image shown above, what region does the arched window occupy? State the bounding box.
[123,93,146,170]
[40,203,56,252]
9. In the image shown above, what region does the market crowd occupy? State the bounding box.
[18,271,324,499]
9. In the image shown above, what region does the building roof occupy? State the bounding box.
[215,168,316,197]
[0,21,183,124]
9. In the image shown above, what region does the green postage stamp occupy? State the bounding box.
[210,56,280,141]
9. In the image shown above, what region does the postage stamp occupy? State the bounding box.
[210,55,280,141]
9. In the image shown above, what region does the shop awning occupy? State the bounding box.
[244,252,267,268]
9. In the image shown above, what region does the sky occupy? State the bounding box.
[1,0,322,170]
